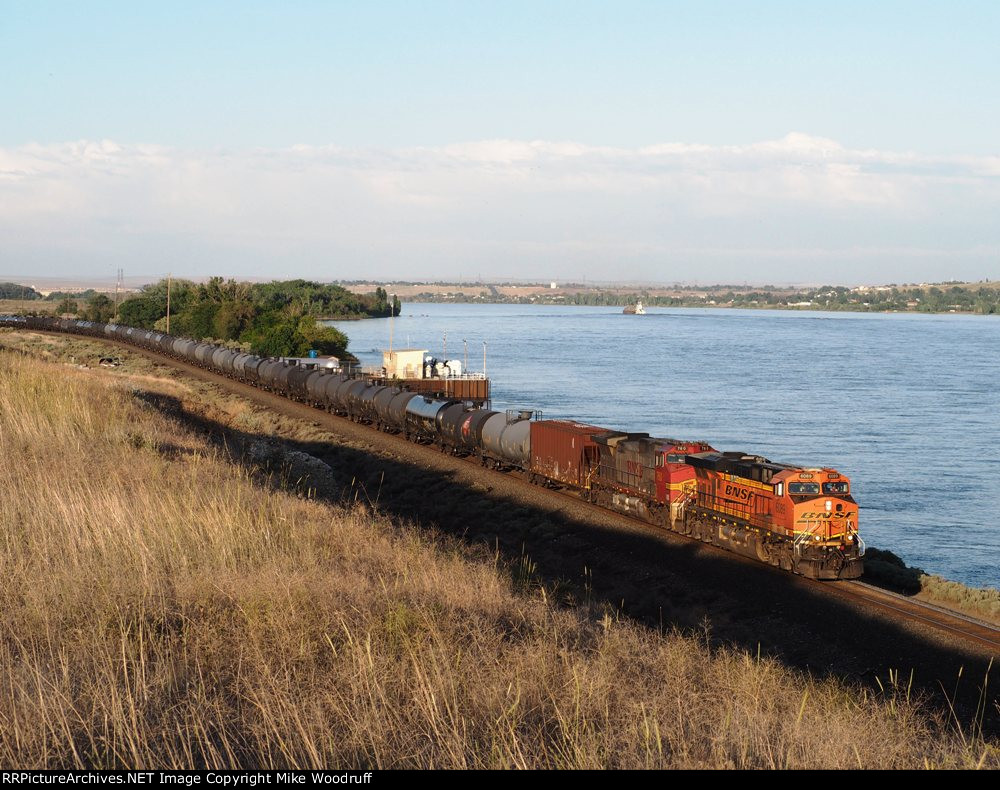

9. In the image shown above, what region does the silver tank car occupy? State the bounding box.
[481,412,533,467]
[329,378,355,413]
[305,370,331,404]
[356,384,388,423]
[322,374,349,411]
[257,359,282,389]
[386,391,419,432]
[373,386,404,426]
[193,343,215,365]
[232,353,252,377]
[274,362,296,394]
[405,397,456,440]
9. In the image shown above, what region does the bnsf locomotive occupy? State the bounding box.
[1,316,864,580]
[526,423,861,579]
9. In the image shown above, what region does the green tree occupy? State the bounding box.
[82,294,115,322]
[295,315,349,356]
[212,300,255,339]
[118,296,163,328]
[0,283,41,300]
[55,298,78,315]
[250,321,299,357]
[177,301,219,339]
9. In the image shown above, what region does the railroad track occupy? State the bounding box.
[14,327,1000,658]
[520,467,1000,656]
[838,580,1000,654]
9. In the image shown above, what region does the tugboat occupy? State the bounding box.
[623,300,646,315]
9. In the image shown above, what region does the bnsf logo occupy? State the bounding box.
[626,460,644,475]
[798,511,856,520]
[724,483,753,502]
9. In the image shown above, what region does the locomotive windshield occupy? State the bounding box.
[822,481,849,494]
[788,482,821,495]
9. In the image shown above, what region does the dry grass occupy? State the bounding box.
[0,349,997,769]
[0,299,54,315]
[917,577,1000,624]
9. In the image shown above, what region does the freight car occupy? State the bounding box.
[1,315,864,579]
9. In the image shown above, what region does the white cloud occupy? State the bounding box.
[0,134,997,284]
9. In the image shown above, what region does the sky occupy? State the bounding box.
[1,1,998,286]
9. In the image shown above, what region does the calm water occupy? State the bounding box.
[328,303,1000,589]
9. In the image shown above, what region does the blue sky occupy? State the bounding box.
[1,1,998,284]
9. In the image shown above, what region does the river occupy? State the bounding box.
[327,303,1000,589]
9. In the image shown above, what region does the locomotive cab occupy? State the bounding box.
[772,469,862,578]
[775,471,858,544]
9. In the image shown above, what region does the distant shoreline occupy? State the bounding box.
[326,298,998,318]
[333,280,1000,316]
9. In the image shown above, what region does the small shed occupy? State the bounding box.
[383,348,427,379]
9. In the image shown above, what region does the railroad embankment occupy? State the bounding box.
[863,549,1000,625]
[0,341,998,768]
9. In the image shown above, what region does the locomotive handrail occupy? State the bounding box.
[793,521,824,557]
[850,523,866,556]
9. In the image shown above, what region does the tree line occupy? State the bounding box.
[6,279,401,358]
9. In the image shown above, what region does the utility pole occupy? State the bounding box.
[483,341,487,377]
[443,331,447,360]
[114,268,123,322]
[166,273,171,334]
[463,339,468,372]
[388,293,395,354]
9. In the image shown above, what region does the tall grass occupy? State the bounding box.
[0,350,996,768]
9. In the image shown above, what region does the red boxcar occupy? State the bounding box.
[529,420,611,488]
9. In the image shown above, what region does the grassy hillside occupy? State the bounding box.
[0,345,996,768]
